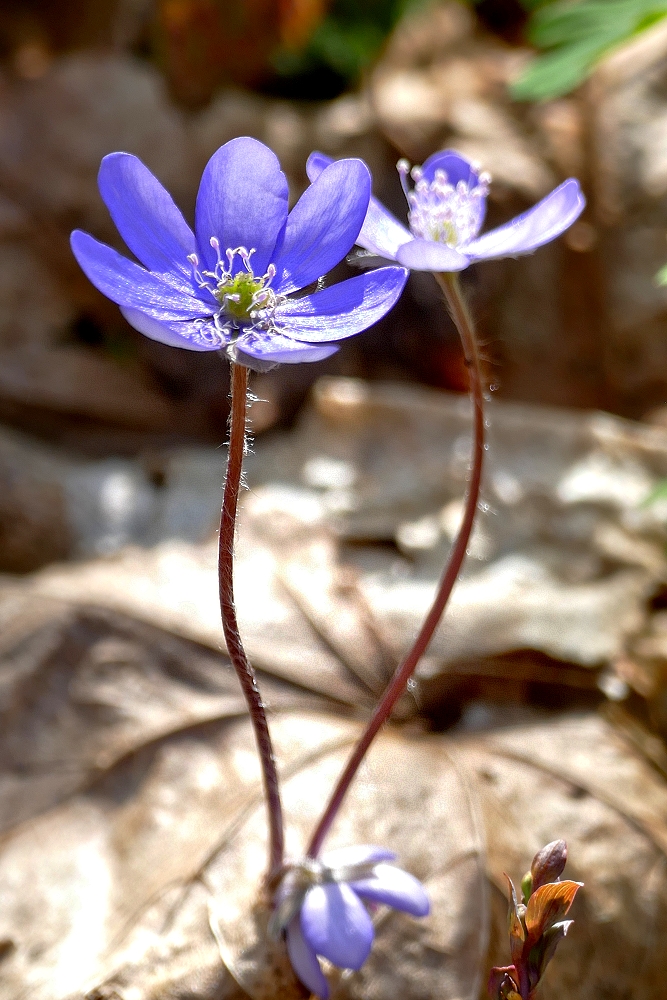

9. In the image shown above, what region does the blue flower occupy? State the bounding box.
[272,845,430,999]
[307,148,585,273]
[70,137,408,370]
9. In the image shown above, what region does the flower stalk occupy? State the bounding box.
[306,271,485,858]
[219,360,284,876]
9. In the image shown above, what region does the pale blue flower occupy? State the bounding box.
[273,845,430,999]
[307,148,585,273]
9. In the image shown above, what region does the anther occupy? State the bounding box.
[397,158,411,199]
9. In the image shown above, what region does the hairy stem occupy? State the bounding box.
[306,272,485,858]
[219,361,284,876]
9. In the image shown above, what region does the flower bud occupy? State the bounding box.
[531,839,567,890]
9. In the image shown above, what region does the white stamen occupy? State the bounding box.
[397,158,411,199]
[399,159,490,248]
[188,242,287,354]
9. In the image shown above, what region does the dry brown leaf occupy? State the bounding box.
[2,380,667,999]
[0,604,487,1000]
[0,589,666,999]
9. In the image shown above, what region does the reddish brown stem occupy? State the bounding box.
[306,272,485,858]
[219,361,284,876]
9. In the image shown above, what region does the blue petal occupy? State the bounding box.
[276,267,408,343]
[357,198,413,260]
[350,864,431,917]
[463,179,585,261]
[395,239,469,272]
[237,329,339,365]
[306,150,333,181]
[70,231,212,321]
[307,151,411,260]
[98,153,196,285]
[120,307,225,352]
[321,845,396,869]
[195,137,289,277]
[274,158,371,294]
[286,916,330,1000]
[420,149,479,187]
[301,883,374,970]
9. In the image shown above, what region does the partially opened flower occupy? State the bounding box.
[70,137,408,370]
[306,149,585,273]
[271,845,429,999]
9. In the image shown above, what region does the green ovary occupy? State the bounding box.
[431,220,458,246]
[214,271,264,321]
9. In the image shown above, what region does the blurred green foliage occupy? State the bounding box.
[513,0,667,101]
[273,0,429,82]
[643,478,667,506]
[273,0,667,101]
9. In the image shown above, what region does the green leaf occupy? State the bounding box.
[513,0,667,101]
[309,18,386,78]
[511,35,607,100]
[529,1,641,48]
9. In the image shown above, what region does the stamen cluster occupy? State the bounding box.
[187,242,285,350]
[398,159,490,249]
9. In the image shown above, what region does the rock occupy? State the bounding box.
[11,380,667,714]
[0,242,76,351]
[0,427,71,572]
[0,587,664,1000]
[0,426,227,573]
[0,346,177,430]
[585,19,667,414]
[0,52,193,232]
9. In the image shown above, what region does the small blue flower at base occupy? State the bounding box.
[306,148,585,273]
[70,137,408,371]
[271,845,430,999]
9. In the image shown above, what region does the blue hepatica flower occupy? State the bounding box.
[272,845,430,999]
[307,148,585,272]
[70,137,408,370]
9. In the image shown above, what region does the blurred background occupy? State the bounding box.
[4,4,667,998]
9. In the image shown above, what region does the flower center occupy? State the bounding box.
[188,242,283,331]
[398,159,490,249]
